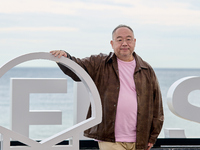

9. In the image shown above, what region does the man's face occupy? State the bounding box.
[110,27,136,62]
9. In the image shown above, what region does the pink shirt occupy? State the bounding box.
[115,58,137,142]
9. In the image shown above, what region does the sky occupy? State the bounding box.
[0,0,200,68]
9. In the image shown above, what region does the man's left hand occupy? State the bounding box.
[146,143,153,150]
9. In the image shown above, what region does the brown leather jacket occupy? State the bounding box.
[58,52,164,150]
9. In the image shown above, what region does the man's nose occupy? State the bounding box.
[122,40,128,45]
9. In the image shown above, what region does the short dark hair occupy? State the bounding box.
[112,24,134,39]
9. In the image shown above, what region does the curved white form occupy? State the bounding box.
[167,76,200,123]
[0,52,102,150]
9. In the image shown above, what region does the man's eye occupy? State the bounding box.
[117,39,122,42]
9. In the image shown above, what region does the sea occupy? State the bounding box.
[0,67,200,141]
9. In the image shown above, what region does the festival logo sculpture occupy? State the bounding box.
[166,76,200,138]
[0,52,102,150]
[167,76,200,123]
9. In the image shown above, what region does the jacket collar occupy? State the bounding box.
[107,52,148,71]
[133,52,148,73]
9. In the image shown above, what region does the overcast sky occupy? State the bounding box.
[0,0,200,68]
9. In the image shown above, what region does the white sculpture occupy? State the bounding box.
[0,52,102,150]
[167,76,200,123]
[167,76,200,138]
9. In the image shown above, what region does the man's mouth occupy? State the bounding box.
[120,48,129,51]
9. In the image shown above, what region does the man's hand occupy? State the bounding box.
[50,50,68,58]
[146,143,153,150]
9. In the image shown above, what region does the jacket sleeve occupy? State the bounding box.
[149,71,164,144]
[57,51,102,81]
[57,52,81,81]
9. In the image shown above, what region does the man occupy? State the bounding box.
[50,25,164,150]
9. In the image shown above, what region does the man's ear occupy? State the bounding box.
[110,40,114,49]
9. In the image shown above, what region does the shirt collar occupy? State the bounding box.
[107,52,148,70]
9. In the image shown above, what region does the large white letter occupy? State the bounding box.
[167,76,200,123]
[11,78,67,137]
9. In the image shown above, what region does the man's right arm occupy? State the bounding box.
[50,50,81,81]
[50,50,104,82]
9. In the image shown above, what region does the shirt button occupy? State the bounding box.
[114,104,116,107]
[117,87,119,89]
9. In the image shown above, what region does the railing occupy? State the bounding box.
[4,138,200,149]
